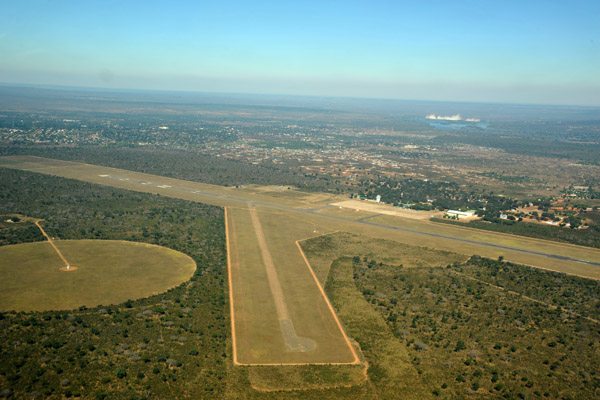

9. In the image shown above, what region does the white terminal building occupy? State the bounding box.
[446,210,474,218]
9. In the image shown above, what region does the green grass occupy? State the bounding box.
[0,240,196,312]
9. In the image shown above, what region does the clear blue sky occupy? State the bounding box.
[1,0,599,105]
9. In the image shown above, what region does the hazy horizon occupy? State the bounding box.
[1,1,599,106]
[4,81,600,111]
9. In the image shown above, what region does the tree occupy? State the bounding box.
[454,340,467,352]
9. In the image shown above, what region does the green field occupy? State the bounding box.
[0,240,196,312]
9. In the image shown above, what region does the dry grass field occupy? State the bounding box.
[331,200,445,220]
[0,239,196,311]
[316,205,380,221]
[226,206,358,365]
[299,231,467,286]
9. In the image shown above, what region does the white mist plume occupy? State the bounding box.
[426,114,480,122]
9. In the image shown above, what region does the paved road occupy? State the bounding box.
[322,213,600,267]
[100,173,600,268]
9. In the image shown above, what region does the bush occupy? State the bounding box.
[115,367,127,379]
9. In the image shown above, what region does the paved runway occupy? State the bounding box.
[99,172,600,268]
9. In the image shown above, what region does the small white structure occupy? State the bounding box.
[376,195,381,203]
[447,210,474,219]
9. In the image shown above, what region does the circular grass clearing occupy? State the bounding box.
[0,240,196,312]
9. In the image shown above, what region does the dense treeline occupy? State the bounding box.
[0,168,224,259]
[0,218,44,246]
[357,177,517,212]
[433,216,600,249]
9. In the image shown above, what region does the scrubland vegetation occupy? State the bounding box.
[305,234,600,399]
[0,168,229,398]
[1,88,599,398]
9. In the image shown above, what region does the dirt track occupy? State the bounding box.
[249,207,291,321]
[34,220,71,269]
